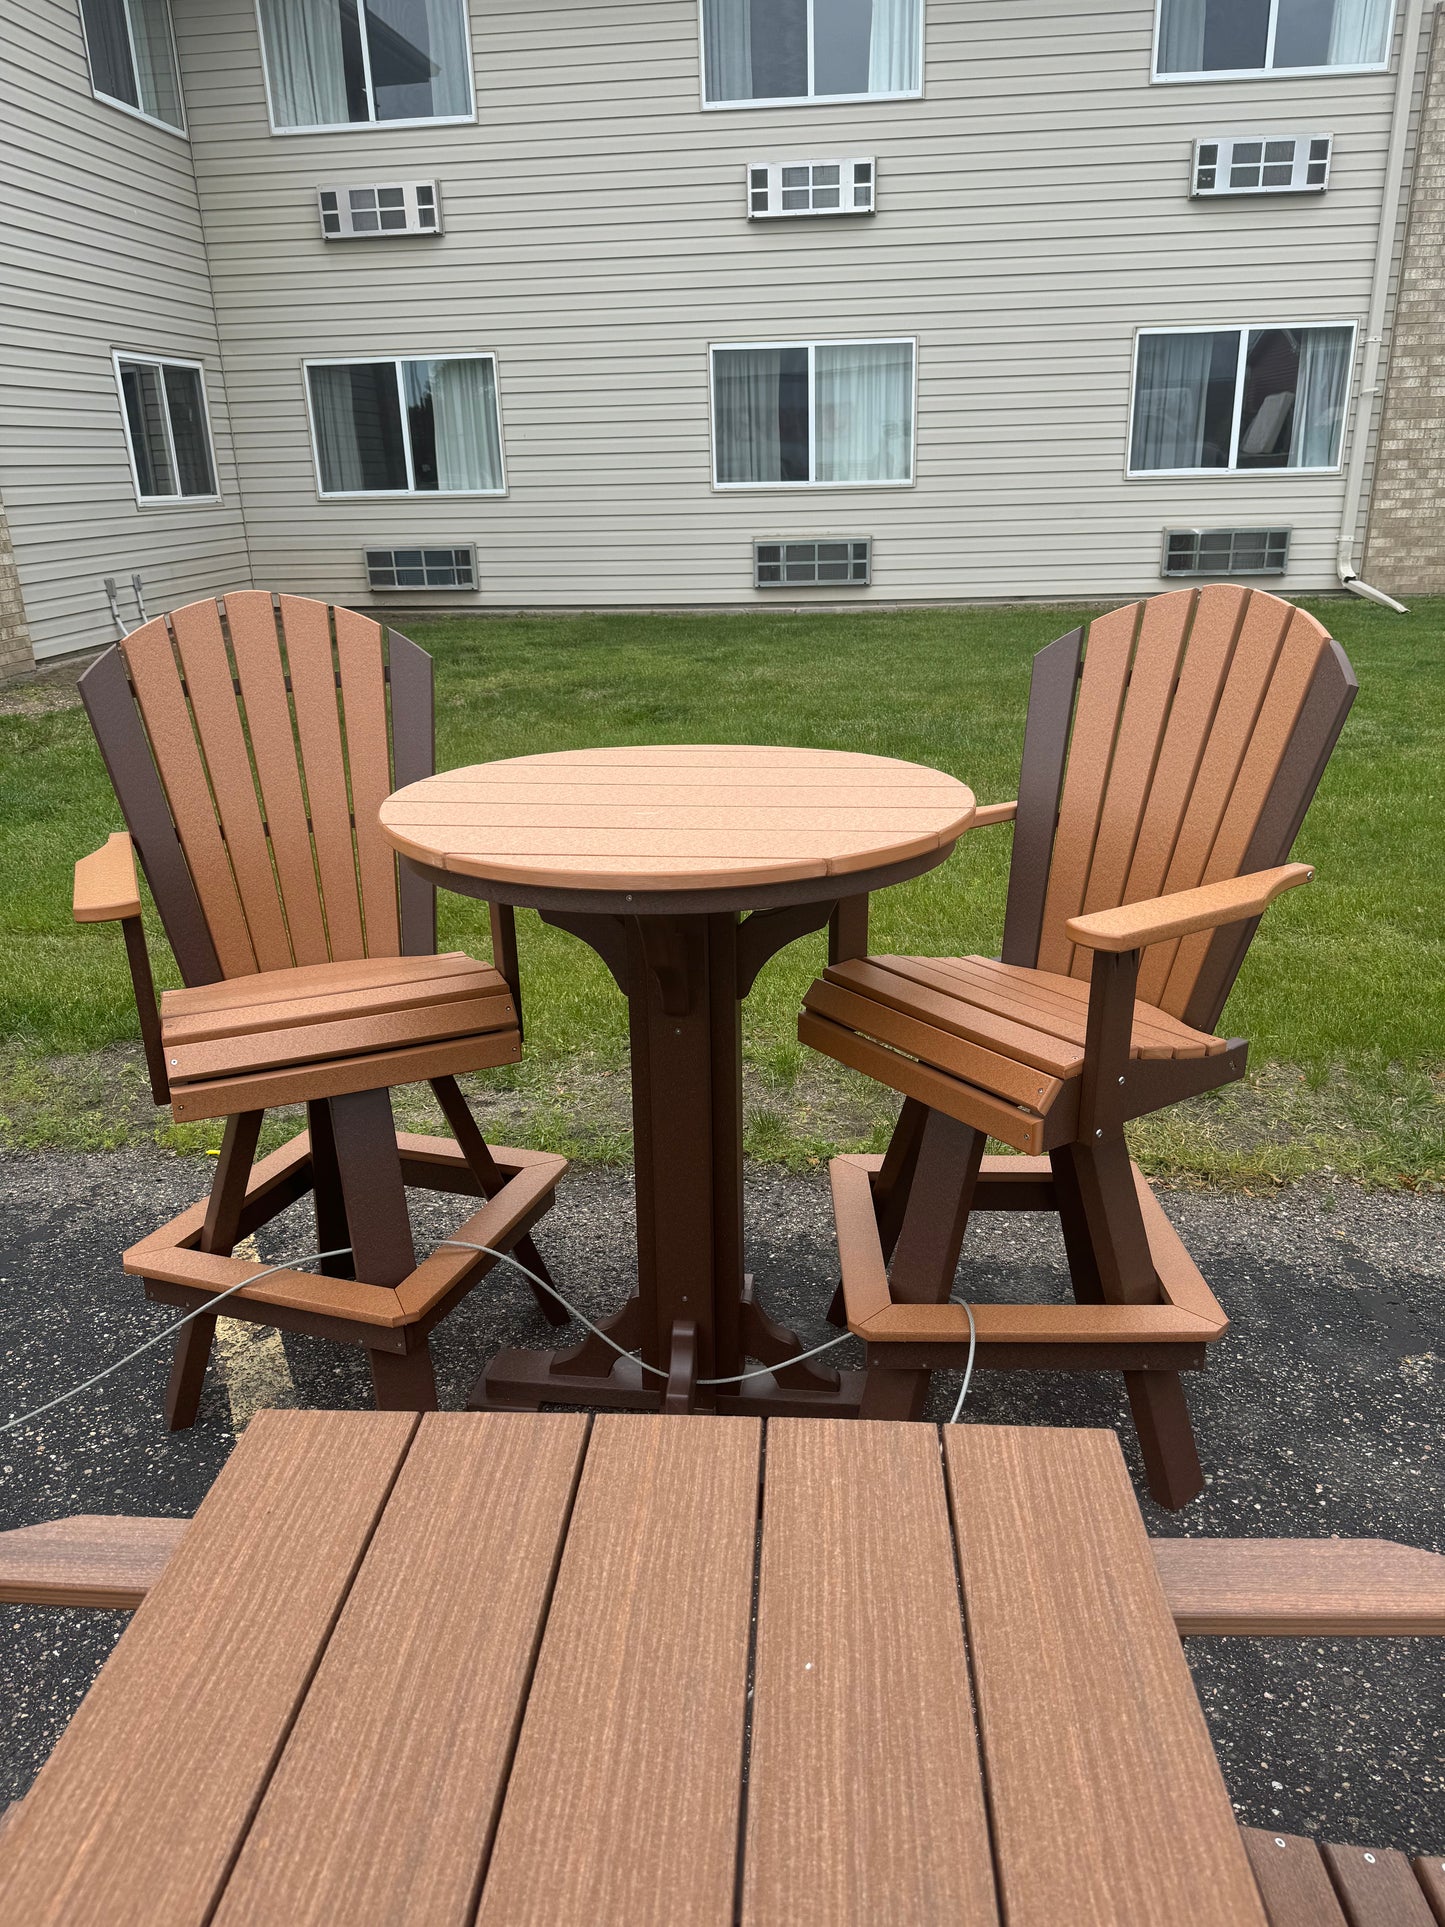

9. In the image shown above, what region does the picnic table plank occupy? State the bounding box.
[742,1419,999,1926]
[476,1414,760,1927]
[212,1413,586,1927]
[1320,1842,1440,1925]
[1242,1830,1351,1926]
[944,1425,1268,1927]
[0,1410,416,1927]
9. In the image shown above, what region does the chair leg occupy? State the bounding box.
[329,1088,416,1287]
[368,1341,438,1413]
[826,1097,931,1329]
[164,1109,263,1432]
[858,1107,985,1422]
[429,1075,567,1326]
[1066,1135,1204,1509]
[1126,1371,1205,1511]
[307,1099,353,1277]
[164,1315,217,1431]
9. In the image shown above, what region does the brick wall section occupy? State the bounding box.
[0,492,36,683]
[1365,5,1445,594]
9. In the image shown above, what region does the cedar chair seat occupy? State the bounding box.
[803,953,1229,1156]
[160,951,521,1123]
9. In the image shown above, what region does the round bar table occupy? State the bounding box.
[380,745,975,1415]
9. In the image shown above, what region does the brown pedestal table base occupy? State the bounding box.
[470,902,871,1416]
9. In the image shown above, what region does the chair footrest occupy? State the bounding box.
[0,1516,188,1608]
[124,1132,566,1331]
[830,1152,1228,1347]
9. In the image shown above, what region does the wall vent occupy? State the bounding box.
[754,539,872,588]
[319,181,442,239]
[1162,529,1290,577]
[748,159,874,219]
[1192,136,1330,196]
[364,546,476,591]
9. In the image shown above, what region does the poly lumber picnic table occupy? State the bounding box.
[379,745,975,1416]
[2,1411,1280,1927]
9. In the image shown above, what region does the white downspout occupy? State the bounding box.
[1336,0,1429,612]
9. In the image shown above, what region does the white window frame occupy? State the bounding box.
[1124,321,1358,479]
[255,0,477,135]
[1151,0,1394,82]
[303,351,507,499]
[697,0,925,110]
[78,0,189,138]
[112,351,220,506]
[709,337,918,490]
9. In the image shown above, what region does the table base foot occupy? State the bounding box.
[467,1349,867,1419]
[711,1367,867,1418]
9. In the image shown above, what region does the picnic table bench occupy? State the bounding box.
[0,1412,1440,1925]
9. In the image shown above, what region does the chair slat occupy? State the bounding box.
[1122,584,1248,921]
[224,591,331,968]
[1138,589,1296,1003]
[742,1420,999,1926]
[279,595,366,960]
[335,606,401,957]
[1242,1830,1349,1926]
[120,619,257,977]
[1035,601,1139,973]
[1072,588,1194,972]
[168,600,292,974]
[1160,608,1328,1016]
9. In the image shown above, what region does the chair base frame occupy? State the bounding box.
[124,1083,567,1427]
[833,1144,1228,1510]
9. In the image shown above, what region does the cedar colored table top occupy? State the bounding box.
[0,1413,1269,1927]
[378,744,976,896]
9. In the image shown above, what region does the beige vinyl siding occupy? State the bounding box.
[0,0,249,660]
[174,0,1419,607]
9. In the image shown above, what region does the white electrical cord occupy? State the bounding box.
[442,1239,978,1410]
[0,1245,355,1437]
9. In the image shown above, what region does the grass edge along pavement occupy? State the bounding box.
[2,599,1441,1185]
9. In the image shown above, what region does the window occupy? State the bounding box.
[1155,0,1392,78]
[114,355,218,502]
[702,0,922,105]
[1128,325,1354,475]
[257,0,474,131]
[754,539,872,585]
[79,0,185,132]
[319,181,441,237]
[306,356,504,496]
[1162,528,1290,574]
[365,545,476,588]
[711,340,915,487]
[748,159,875,217]
[1193,135,1331,195]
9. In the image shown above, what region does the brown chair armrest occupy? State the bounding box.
[73,831,142,923]
[970,800,1018,827]
[1066,863,1313,954]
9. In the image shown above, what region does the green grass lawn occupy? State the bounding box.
[2,597,1442,1182]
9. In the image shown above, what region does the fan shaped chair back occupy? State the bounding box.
[79,592,436,988]
[1001,584,1356,1031]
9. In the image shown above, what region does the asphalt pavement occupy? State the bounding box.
[1,1148,1441,1851]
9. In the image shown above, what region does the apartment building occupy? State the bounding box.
[1,0,1441,672]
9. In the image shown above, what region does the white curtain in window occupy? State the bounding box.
[260,0,350,127]
[1328,0,1390,64]
[1288,327,1351,466]
[309,367,367,491]
[422,0,472,114]
[1131,332,1215,470]
[868,0,922,92]
[814,342,913,483]
[714,350,785,483]
[1157,0,1207,71]
[129,0,184,126]
[703,0,753,102]
[423,358,503,490]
